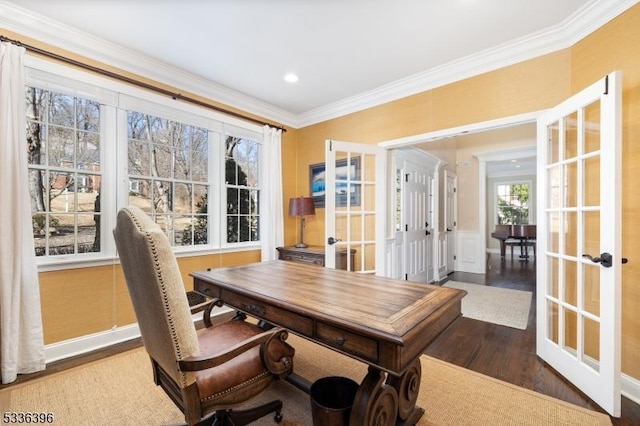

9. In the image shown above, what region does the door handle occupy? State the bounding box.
[327,237,342,245]
[583,253,612,267]
[446,228,452,232]
[582,252,628,268]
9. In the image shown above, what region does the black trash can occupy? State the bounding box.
[310,376,359,426]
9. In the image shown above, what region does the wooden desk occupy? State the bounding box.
[191,261,466,425]
[276,245,356,270]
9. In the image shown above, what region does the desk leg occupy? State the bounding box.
[349,359,424,426]
[387,359,424,425]
[350,367,398,426]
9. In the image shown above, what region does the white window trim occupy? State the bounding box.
[26,54,264,271]
[494,179,533,225]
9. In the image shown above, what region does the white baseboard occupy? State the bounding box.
[44,307,233,364]
[44,323,142,364]
[622,372,640,406]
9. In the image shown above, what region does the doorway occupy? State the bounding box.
[380,112,540,276]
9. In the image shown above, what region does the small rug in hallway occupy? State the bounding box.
[443,281,532,330]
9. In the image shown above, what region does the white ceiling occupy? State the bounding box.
[0,0,637,127]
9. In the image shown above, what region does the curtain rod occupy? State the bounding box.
[0,35,287,132]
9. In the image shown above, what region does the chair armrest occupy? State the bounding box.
[189,298,224,328]
[260,329,293,377]
[177,327,291,372]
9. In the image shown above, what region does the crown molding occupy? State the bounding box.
[297,0,640,128]
[1,0,637,130]
[0,1,298,128]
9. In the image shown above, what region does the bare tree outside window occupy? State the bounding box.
[127,111,209,246]
[26,87,101,256]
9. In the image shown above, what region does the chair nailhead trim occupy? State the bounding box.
[201,370,270,402]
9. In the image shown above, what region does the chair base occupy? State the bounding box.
[195,400,283,426]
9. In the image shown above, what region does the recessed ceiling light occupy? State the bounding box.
[284,73,299,83]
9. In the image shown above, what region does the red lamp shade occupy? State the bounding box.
[289,197,315,216]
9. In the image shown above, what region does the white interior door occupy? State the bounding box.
[536,71,622,416]
[325,140,386,274]
[402,160,435,283]
[444,171,457,275]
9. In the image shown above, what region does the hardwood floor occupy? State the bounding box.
[426,253,640,426]
[3,254,639,425]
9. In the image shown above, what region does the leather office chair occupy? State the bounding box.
[113,206,294,426]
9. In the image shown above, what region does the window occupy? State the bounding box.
[496,182,530,225]
[25,63,267,267]
[225,136,260,243]
[26,87,101,257]
[126,111,210,247]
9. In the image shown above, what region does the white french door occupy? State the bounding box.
[536,71,622,416]
[324,140,386,274]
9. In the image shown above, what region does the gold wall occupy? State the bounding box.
[4,3,640,381]
[292,4,640,380]
[569,4,640,377]
[39,250,262,344]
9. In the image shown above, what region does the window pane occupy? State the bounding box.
[27,87,102,257]
[225,136,260,244]
[496,183,530,225]
[126,111,210,248]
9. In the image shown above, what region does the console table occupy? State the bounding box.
[276,245,356,271]
[191,261,466,425]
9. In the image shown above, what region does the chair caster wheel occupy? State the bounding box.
[274,410,283,423]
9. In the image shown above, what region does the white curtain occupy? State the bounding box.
[261,125,284,261]
[0,42,45,384]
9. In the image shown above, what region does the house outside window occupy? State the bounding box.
[25,63,266,268]
[26,87,101,257]
[126,111,210,247]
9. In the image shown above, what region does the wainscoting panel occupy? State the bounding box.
[455,230,485,274]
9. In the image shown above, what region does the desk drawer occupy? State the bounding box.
[220,289,314,337]
[280,252,324,266]
[316,322,378,362]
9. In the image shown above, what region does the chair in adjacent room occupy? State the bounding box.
[113,206,295,426]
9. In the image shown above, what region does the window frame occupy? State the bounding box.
[222,134,262,248]
[26,56,265,271]
[494,179,533,226]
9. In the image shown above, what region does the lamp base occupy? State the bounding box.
[294,242,309,248]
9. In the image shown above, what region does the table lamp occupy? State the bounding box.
[289,196,315,248]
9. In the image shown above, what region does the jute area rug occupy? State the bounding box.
[1,334,609,426]
[443,281,532,330]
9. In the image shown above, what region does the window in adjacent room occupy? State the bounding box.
[26,87,102,257]
[496,182,530,225]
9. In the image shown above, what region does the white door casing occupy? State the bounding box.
[536,71,622,416]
